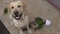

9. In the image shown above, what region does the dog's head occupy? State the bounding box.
[6,1,26,20]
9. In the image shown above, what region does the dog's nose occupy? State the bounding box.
[14,11,19,15]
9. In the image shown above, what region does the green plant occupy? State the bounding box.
[4,7,8,15]
[35,17,45,29]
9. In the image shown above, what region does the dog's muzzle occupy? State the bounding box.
[13,11,22,20]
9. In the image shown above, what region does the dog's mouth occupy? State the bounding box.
[12,13,22,20]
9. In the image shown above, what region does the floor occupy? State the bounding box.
[0,0,60,34]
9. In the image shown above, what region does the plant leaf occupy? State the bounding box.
[4,7,8,15]
[35,17,45,29]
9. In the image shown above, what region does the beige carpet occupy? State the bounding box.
[0,0,60,34]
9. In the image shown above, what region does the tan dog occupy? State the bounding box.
[6,1,32,34]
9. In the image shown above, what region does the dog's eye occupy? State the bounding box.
[18,5,21,7]
[11,6,14,9]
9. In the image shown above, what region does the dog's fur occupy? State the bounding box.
[6,1,32,34]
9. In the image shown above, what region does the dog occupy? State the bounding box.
[6,1,32,34]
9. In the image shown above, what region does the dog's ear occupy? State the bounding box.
[22,2,27,10]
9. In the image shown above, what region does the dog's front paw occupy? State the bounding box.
[28,29,32,34]
[20,31,23,34]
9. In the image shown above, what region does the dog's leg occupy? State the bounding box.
[24,16,32,34]
[27,25,32,34]
[8,15,13,25]
[19,28,24,34]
